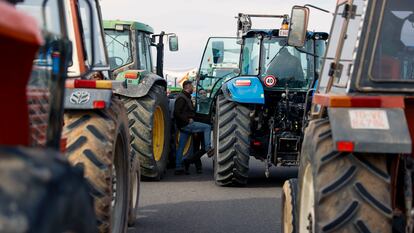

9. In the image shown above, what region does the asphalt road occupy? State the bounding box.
[128,157,297,233]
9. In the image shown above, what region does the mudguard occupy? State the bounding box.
[328,107,412,154]
[221,76,265,104]
[64,88,112,109]
[113,70,167,98]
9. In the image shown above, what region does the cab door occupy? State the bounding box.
[136,31,153,73]
[195,37,241,123]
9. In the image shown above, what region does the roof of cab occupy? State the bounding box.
[103,20,154,34]
[243,29,329,40]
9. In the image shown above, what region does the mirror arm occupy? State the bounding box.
[304,4,334,15]
[155,31,165,78]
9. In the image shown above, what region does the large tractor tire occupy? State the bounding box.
[63,98,130,233]
[297,119,392,233]
[213,94,250,186]
[128,151,140,226]
[0,147,97,233]
[281,179,298,233]
[122,85,170,180]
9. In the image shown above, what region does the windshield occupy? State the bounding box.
[197,37,241,114]
[16,0,61,89]
[16,0,61,36]
[242,36,314,89]
[198,38,241,94]
[78,0,107,67]
[371,0,414,81]
[199,38,241,79]
[105,29,133,70]
[241,37,260,75]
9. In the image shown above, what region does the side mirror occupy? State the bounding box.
[199,73,207,80]
[212,41,224,64]
[169,35,179,52]
[287,6,309,47]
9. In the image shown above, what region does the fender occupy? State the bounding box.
[113,70,167,98]
[221,76,265,104]
[328,107,412,154]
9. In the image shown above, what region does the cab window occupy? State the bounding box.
[137,32,152,72]
[78,0,108,68]
[197,37,241,115]
[370,0,414,81]
[318,3,346,93]
[333,0,366,88]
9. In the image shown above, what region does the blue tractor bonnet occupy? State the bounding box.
[222,77,265,104]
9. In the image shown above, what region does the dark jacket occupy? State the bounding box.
[174,91,195,129]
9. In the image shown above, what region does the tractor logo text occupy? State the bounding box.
[70,91,91,105]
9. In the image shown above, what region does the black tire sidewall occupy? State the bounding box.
[110,99,131,233]
[152,86,170,179]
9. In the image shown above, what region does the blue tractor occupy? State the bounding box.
[195,13,328,186]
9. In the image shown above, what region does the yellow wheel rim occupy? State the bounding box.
[176,131,192,157]
[153,106,165,161]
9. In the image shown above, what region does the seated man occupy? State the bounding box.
[174,81,214,175]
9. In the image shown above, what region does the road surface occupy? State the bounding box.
[129,157,297,233]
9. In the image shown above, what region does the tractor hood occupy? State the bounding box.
[222,76,265,104]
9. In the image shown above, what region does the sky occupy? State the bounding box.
[100,0,337,70]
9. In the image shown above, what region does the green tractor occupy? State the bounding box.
[103,20,178,179]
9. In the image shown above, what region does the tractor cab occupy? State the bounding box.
[196,13,328,118]
[239,30,327,90]
[280,2,414,232]
[103,20,178,78]
[291,0,414,153]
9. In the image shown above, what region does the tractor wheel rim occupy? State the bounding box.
[176,131,192,158]
[132,170,139,208]
[282,182,294,233]
[153,106,165,161]
[299,164,315,233]
[111,164,116,208]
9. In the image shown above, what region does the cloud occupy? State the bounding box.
[100,0,336,69]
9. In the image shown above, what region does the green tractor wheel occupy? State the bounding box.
[123,85,171,180]
[127,151,140,226]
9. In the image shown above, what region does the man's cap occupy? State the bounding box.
[183,80,193,88]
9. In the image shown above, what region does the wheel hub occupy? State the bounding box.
[153,106,165,161]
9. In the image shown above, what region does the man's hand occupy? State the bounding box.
[189,118,194,124]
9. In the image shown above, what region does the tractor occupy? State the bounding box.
[18,0,136,232]
[281,1,414,233]
[103,20,178,179]
[0,0,97,232]
[195,13,328,186]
